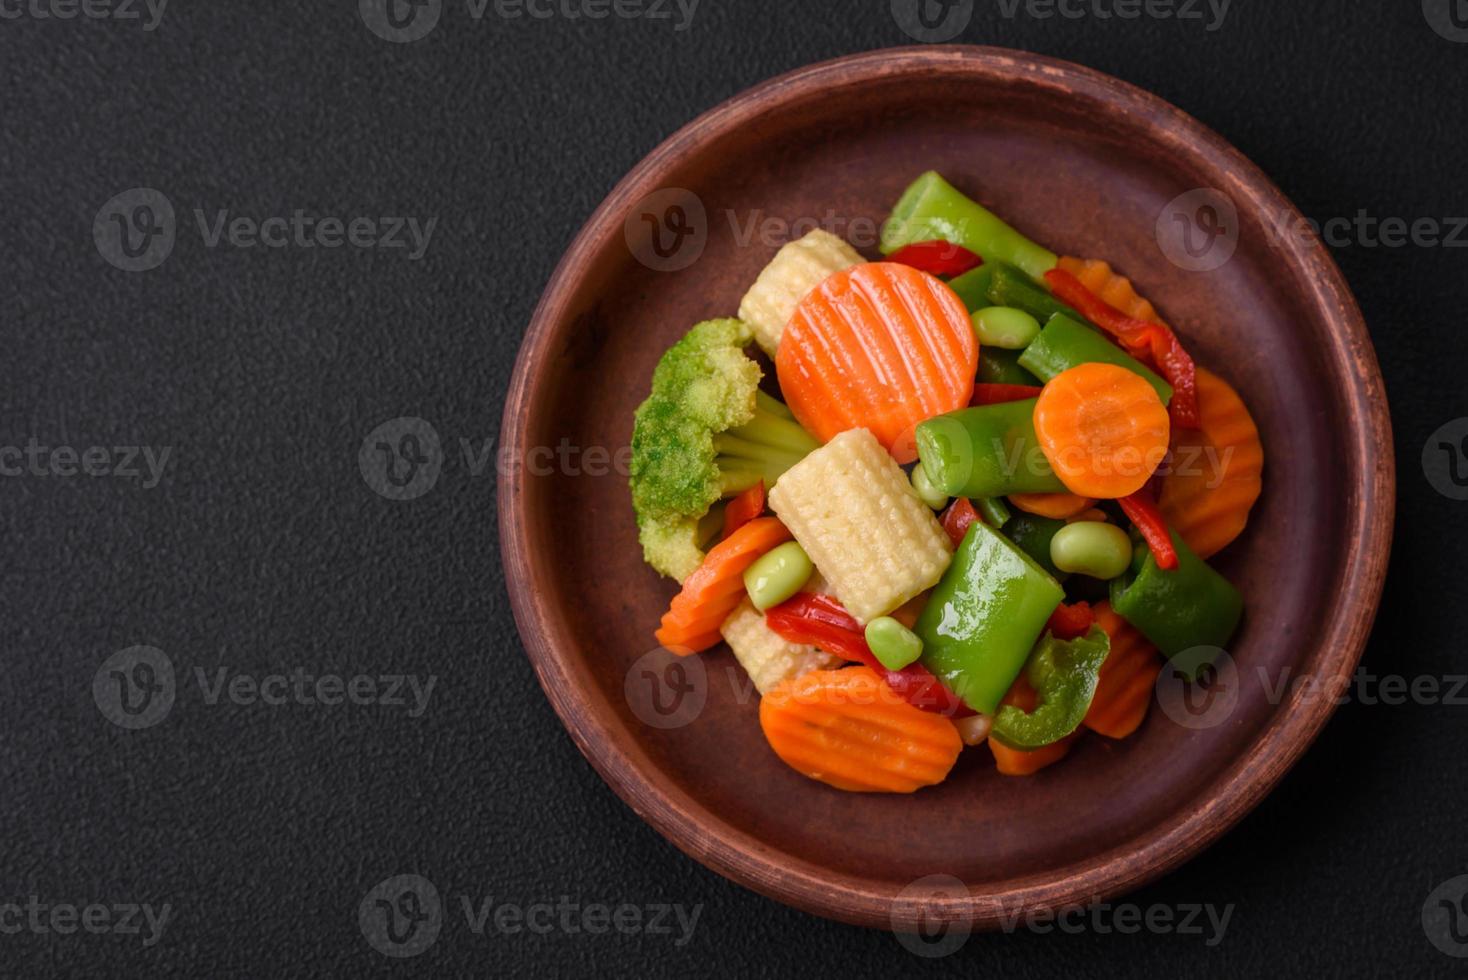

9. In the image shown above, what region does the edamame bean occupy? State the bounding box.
[743,541,814,611]
[864,616,924,671]
[910,465,950,510]
[1050,521,1133,580]
[971,306,1042,350]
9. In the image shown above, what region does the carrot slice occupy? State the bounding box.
[1008,492,1096,520]
[1084,601,1163,739]
[1159,368,1264,559]
[760,667,962,793]
[655,517,791,654]
[1057,257,1166,326]
[1033,362,1171,499]
[721,480,766,539]
[776,262,977,463]
[989,674,1079,776]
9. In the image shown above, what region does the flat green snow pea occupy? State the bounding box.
[916,520,1065,715]
[1110,530,1243,676]
[743,541,813,611]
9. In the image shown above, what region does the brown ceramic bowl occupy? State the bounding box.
[499,47,1393,930]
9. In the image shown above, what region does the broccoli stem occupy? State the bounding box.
[756,389,796,421]
[714,400,819,497]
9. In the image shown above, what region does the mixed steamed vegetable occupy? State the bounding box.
[629,172,1264,792]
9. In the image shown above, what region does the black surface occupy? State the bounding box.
[2,0,1465,975]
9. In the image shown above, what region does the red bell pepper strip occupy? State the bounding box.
[721,480,765,539]
[1118,490,1180,571]
[939,497,980,549]
[1042,268,1199,429]
[887,240,983,278]
[971,383,1043,406]
[1046,601,1095,641]
[765,593,974,717]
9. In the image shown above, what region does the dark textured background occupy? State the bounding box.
[2,0,1465,975]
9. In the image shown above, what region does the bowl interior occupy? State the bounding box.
[503,50,1388,927]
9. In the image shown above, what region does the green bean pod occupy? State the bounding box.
[881,173,1058,282]
[1019,314,1173,404]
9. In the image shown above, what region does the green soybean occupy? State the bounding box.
[865,616,924,671]
[743,541,814,611]
[1050,521,1133,580]
[910,465,949,510]
[972,306,1041,350]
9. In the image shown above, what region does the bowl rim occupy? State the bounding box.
[498,45,1395,931]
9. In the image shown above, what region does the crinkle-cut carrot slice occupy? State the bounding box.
[1159,368,1264,559]
[776,262,977,464]
[760,667,962,792]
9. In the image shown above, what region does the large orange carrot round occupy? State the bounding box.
[988,673,1078,776]
[1159,368,1264,559]
[1008,492,1096,520]
[759,667,962,793]
[1033,362,1171,499]
[655,517,791,654]
[776,262,977,463]
[1083,602,1163,740]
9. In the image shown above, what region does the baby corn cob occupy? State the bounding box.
[719,599,842,696]
[768,428,953,624]
[738,230,863,356]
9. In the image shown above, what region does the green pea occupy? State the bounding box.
[1050,521,1134,580]
[743,541,814,611]
[865,616,924,671]
[910,465,949,510]
[971,306,1042,350]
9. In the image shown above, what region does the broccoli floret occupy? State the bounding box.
[630,318,819,580]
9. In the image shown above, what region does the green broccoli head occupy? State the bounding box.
[630,319,819,581]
